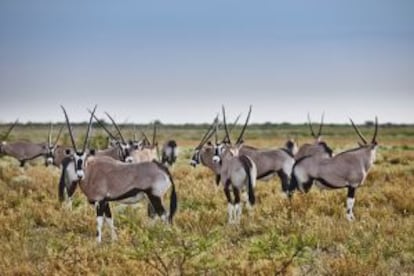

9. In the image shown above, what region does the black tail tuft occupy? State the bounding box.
[153,160,177,223]
[58,157,72,202]
[239,155,255,205]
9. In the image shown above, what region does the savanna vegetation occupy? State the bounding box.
[0,123,413,275]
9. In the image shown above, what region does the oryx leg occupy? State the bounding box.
[95,201,105,243]
[224,180,234,224]
[277,169,290,196]
[346,187,356,221]
[215,174,221,186]
[233,187,242,224]
[147,194,167,222]
[147,202,156,219]
[103,202,117,241]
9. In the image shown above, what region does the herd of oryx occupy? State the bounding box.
[0,105,379,242]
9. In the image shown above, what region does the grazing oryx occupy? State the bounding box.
[295,113,333,160]
[0,120,53,167]
[161,140,178,166]
[59,106,177,242]
[190,116,222,184]
[213,106,257,224]
[288,117,379,221]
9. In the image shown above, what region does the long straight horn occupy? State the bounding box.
[235,105,252,145]
[2,119,19,141]
[89,111,118,141]
[82,105,97,153]
[307,113,316,138]
[372,116,378,143]
[61,106,78,153]
[222,105,231,144]
[104,112,126,144]
[152,122,157,146]
[229,113,241,134]
[349,118,368,145]
[141,131,151,145]
[48,122,53,147]
[197,115,218,148]
[53,125,64,146]
[317,112,325,137]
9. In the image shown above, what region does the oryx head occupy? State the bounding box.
[61,105,97,180]
[45,123,64,166]
[0,119,18,153]
[213,105,252,164]
[350,117,379,151]
[91,111,133,163]
[190,116,218,167]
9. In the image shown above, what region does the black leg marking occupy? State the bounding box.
[277,169,289,192]
[233,187,240,204]
[347,186,356,198]
[103,202,112,218]
[20,160,26,167]
[215,174,221,186]
[224,179,232,204]
[147,194,166,217]
[147,202,156,218]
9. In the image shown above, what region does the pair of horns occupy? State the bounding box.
[48,123,64,147]
[350,117,378,145]
[1,119,19,141]
[89,111,127,145]
[141,122,158,146]
[222,105,252,145]
[307,113,324,138]
[61,105,97,154]
[196,115,219,149]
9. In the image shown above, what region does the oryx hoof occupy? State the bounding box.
[346,213,355,221]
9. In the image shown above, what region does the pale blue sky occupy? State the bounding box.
[1,0,413,124]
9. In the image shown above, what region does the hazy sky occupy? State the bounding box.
[1,0,413,124]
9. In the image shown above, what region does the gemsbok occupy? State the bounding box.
[295,113,333,160]
[213,106,257,224]
[190,116,222,184]
[59,105,177,242]
[288,117,379,221]
[161,140,178,166]
[0,120,56,167]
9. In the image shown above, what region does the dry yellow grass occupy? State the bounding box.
[0,125,413,275]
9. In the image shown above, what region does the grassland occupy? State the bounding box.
[0,123,413,275]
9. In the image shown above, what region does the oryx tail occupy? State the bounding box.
[153,161,177,223]
[239,155,255,205]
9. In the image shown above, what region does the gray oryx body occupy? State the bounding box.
[161,140,178,166]
[1,141,48,167]
[238,144,294,193]
[289,117,379,221]
[60,105,177,242]
[214,106,257,224]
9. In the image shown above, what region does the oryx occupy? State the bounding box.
[190,116,222,184]
[90,111,134,163]
[59,106,177,242]
[213,106,257,224]
[44,123,65,166]
[130,123,159,163]
[288,117,379,221]
[161,140,178,166]
[0,120,53,167]
[295,113,333,160]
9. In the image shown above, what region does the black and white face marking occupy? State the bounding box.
[212,144,225,164]
[45,145,56,166]
[190,149,201,167]
[73,152,87,180]
[118,142,133,163]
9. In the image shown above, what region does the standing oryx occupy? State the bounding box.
[295,113,333,160]
[288,117,379,221]
[190,116,222,184]
[0,120,55,167]
[59,105,177,242]
[44,123,64,166]
[130,123,159,163]
[213,106,257,224]
[161,140,178,166]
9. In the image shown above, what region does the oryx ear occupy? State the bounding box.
[89,149,96,156]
